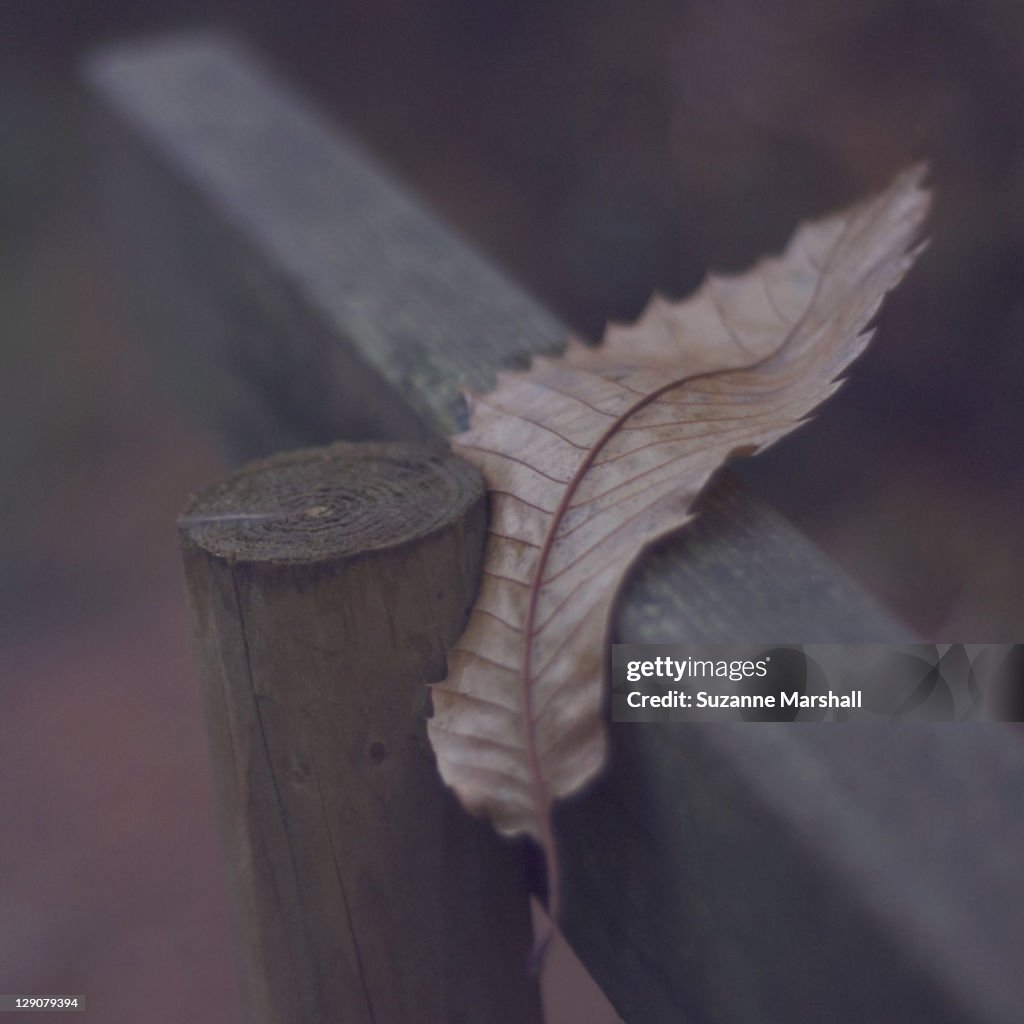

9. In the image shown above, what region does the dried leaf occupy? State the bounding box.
[427,166,930,945]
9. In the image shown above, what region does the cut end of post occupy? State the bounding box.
[178,441,484,565]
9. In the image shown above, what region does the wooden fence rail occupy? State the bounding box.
[86,33,1024,1023]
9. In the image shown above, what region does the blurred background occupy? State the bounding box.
[2,1,1021,1021]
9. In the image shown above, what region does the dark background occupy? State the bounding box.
[2,1,1021,1020]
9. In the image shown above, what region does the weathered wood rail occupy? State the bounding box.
[86,33,1024,1024]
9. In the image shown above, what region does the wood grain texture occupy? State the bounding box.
[88,34,1024,1024]
[180,442,541,1024]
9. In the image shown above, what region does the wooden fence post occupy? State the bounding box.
[178,441,542,1024]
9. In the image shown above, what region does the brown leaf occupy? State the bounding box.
[427,166,930,946]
